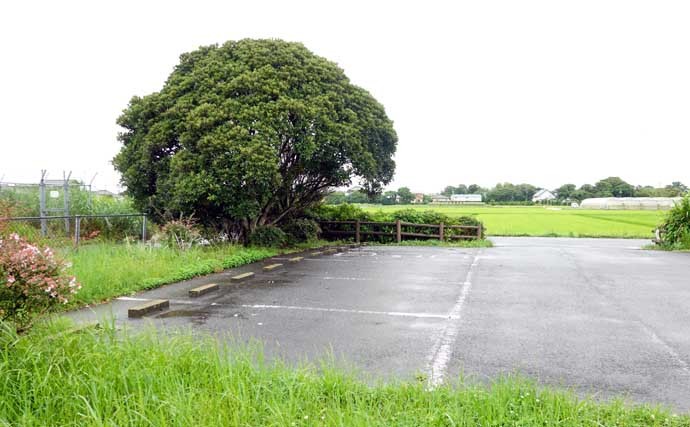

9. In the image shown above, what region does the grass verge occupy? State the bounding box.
[643,244,690,252]
[59,240,335,307]
[0,321,686,426]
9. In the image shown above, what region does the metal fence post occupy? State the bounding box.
[439,222,444,241]
[39,170,47,237]
[396,220,401,243]
[355,220,361,243]
[142,214,147,242]
[63,171,71,236]
[74,215,81,249]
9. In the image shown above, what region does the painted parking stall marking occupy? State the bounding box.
[425,250,482,388]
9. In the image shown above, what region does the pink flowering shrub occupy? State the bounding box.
[0,233,80,331]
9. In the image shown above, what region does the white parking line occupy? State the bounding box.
[637,321,690,375]
[241,304,457,320]
[116,297,458,320]
[425,251,481,388]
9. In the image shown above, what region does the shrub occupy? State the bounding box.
[390,209,452,225]
[390,210,485,240]
[659,196,690,249]
[314,204,486,242]
[456,215,486,238]
[249,225,287,247]
[0,233,80,331]
[156,217,203,250]
[281,218,321,243]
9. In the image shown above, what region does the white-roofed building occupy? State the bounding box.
[532,189,556,203]
[450,194,482,203]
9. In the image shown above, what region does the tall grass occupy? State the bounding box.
[59,240,339,306]
[0,322,686,426]
[60,243,277,305]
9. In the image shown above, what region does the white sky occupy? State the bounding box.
[1,0,689,193]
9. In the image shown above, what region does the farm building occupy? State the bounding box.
[450,194,482,203]
[431,194,450,203]
[580,197,681,210]
[431,194,483,205]
[532,189,556,203]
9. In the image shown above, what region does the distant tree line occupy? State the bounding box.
[325,178,688,205]
[441,177,687,203]
[554,178,687,202]
[325,187,423,205]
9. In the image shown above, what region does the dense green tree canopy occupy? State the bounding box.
[397,187,414,204]
[555,184,576,200]
[593,177,634,197]
[486,183,537,202]
[441,184,481,196]
[114,39,397,237]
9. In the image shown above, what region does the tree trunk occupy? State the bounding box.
[240,218,252,246]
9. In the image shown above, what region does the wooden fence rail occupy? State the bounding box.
[319,219,483,243]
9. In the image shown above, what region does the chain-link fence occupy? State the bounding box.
[0,214,148,248]
[1,171,147,248]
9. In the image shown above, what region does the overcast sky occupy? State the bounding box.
[1,0,689,193]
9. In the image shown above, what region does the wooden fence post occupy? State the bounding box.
[477,223,483,240]
[439,222,444,241]
[396,220,401,243]
[355,220,361,243]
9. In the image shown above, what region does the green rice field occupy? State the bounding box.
[359,205,667,238]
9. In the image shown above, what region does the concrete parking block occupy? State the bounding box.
[263,263,284,271]
[128,299,169,318]
[189,283,219,297]
[231,272,255,282]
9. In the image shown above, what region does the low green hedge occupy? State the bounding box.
[312,204,486,242]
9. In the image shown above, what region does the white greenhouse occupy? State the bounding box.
[579,197,681,210]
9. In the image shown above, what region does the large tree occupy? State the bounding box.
[486,183,537,202]
[594,177,634,197]
[555,183,576,200]
[114,40,397,239]
[397,187,414,204]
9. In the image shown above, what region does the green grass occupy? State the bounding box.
[59,243,277,306]
[0,321,686,426]
[58,241,334,307]
[51,236,484,309]
[359,205,666,238]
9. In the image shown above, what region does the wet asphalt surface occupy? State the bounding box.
[67,237,690,412]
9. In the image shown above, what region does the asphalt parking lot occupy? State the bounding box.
[68,237,690,411]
